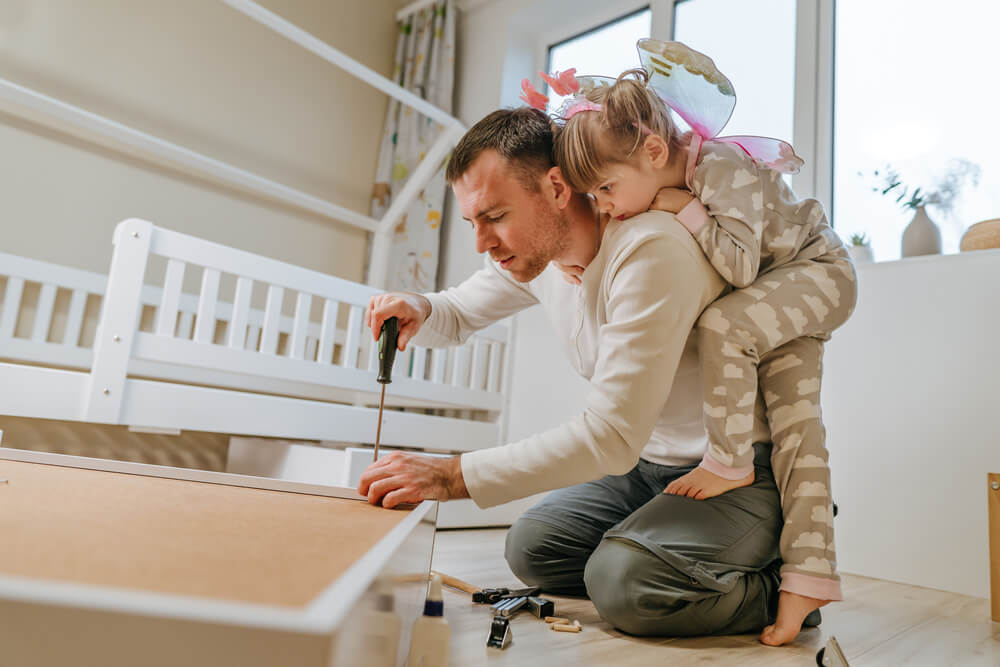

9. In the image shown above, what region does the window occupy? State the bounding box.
[545,8,652,115]
[833,0,998,261]
[672,0,797,144]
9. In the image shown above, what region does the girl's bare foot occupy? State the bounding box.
[759,591,830,646]
[663,466,754,500]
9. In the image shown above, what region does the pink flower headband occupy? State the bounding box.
[519,69,602,120]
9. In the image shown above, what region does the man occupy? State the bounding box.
[360,108,793,638]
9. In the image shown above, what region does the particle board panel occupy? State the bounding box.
[0,459,406,608]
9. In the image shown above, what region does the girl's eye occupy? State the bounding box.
[599,184,612,193]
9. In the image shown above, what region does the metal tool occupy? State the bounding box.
[374,316,399,462]
[486,615,512,650]
[525,595,554,619]
[491,595,529,618]
[816,636,849,666]
[473,586,540,604]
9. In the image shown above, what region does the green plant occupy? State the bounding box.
[849,233,869,247]
[861,159,980,217]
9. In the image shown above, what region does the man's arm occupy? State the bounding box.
[409,255,539,348]
[461,224,725,508]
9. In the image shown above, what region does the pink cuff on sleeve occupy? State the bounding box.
[676,198,711,235]
[698,451,754,480]
[779,572,843,602]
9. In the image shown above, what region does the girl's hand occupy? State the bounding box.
[553,262,584,285]
[650,187,695,214]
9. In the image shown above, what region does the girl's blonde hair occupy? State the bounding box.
[554,68,685,193]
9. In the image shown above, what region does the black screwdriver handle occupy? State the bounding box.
[377,316,399,384]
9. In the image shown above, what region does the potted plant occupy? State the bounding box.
[863,159,980,257]
[847,233,874,264]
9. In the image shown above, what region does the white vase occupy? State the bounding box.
[901,205,941,257]
[847,244,874,264]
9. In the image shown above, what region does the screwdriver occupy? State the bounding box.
[374,316,399,462]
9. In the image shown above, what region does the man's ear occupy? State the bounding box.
[643,134,670,169]
[545,166,574,210]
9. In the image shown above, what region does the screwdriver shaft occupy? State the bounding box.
[374,384,386,462]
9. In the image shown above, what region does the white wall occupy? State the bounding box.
[0,0,403,282]
[822,249,1000,598]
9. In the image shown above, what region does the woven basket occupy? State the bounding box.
[960,219,1000,251]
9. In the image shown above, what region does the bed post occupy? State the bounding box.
[81,219,154,423]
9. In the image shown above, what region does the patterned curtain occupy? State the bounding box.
[369,1,455,292]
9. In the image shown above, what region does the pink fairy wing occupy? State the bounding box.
[715,135,804,175]
[636,38,735,139]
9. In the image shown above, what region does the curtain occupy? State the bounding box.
[369,0,455,292]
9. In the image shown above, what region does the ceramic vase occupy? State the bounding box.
[901,205,941,257]
[847,244,874,264]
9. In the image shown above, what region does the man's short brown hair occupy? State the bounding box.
[445,107,555,191]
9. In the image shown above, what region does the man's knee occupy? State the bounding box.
[504,517,567,586]
[584,538,689,636]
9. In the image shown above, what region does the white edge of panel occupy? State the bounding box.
[0,448,437,634]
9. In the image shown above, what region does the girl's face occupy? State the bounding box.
[589,154,661,221]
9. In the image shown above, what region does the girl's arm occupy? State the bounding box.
[672,143,766,288]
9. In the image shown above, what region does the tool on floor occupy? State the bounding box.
[525,595,554,618]
[492,595,529,618]
[431,571,480,595]
[374,316,399,462]
[486,615,512,650]
[816,636,849,666]
[473,586,540,604]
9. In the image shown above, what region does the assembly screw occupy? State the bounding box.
[132,232,139,238]
[113,335,121,342]
[991,481,999,491]
[103,388,111,395]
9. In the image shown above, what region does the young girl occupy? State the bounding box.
[533,40,857,645]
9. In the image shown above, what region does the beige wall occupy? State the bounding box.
[0,0,404,282]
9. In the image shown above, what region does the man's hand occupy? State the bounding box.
[650,187,695,214]
[357,452,469,509]
[366,292,432,351]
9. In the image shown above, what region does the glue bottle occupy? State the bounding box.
[406,573,450,667]
[364,578,401,667]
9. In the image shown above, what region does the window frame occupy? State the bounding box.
[536,0,835,212]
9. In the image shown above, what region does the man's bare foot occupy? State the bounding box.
[663,466,754,500]
[759,591,830,646]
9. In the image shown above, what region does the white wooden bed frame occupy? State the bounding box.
[0,218,514,489]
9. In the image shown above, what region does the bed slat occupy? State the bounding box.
[31,284,58,342]
[0,277,25,339]
[451,343,471,387]
[62,289,88,348]
[289,292,311,360]
[228,277,253,350]
[156,259,185,337]
[193,269,221,344]
[260,286,284,355]
[431,348,446,384]
[318,299,338,365]
[487,341,503,394]
[411,346,427,382]
[342,304,362,370]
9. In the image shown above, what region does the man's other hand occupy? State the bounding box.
[366,292,432,351]
[650,187,695,215]
[357,452,469,509]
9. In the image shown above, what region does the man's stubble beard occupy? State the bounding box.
[512,202,572,283]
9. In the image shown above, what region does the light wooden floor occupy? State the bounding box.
[431,528,1000,667]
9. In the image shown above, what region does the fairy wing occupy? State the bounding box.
[636,38,735,139]
[715,135,804,175]
[637,39,804,174]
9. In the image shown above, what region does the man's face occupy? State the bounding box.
[452,151,569,282]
